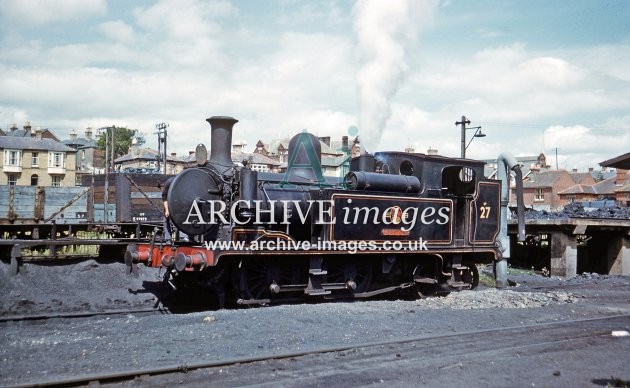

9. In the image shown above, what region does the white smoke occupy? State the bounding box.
[353,0,438,153]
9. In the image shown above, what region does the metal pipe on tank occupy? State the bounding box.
[206,116,238,175]
[496,152,526,288]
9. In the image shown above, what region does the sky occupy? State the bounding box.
[1,0,629,171]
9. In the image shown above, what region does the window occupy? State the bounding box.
[48,152,64,168]
[399,160,414,176]
[52,176,62,187]
[31,152,39,167]
[8,174,18,185]
[4,150,22,166]
[535,188,544,201]
[31,174,39,186]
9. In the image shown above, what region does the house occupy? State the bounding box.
[519,169,596,211]
[114,148,187,174]
[1,130,77,187]
[558,170,629,205]
[62,127,102,183]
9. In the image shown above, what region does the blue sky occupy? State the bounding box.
[1,0,628,170]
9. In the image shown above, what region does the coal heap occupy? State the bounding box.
[524,202,630,220]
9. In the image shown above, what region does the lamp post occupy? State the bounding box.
[455,115,486,158]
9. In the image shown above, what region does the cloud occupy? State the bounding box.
[0,0,106,26]
[544,125,629,155]
[0,1,628,174]
[99,20,136,44]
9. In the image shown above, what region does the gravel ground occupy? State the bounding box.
[1,260,629,386]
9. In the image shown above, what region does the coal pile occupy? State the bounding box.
[524,202,630,220]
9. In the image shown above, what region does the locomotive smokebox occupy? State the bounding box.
[206,116,238,174]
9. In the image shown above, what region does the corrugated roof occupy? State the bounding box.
[0,136,74,152]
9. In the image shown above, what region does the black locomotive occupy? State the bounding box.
[126,116,514,307]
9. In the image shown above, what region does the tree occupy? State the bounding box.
[96,127,136,159]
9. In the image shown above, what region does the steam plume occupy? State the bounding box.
[353,0,437,152]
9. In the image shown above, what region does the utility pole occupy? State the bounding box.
[553,147,559,170]
[455,115,470,158]
[110,126,116,172]
[155,123,168,174]
[104,127,110,223]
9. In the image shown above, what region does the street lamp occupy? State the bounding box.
[455,115,486,158]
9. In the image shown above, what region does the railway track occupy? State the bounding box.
[12,313,630,387]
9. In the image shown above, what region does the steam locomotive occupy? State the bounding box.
[126,116,517,307]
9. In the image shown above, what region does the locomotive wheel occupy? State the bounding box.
[461,263,480,290]
[414,283,437,299]
[411,261,442,298]
[324,259,372,294]
[234,257,300,302]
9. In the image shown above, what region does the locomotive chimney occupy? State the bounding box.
[206,116,238,174]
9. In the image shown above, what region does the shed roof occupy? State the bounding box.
[600,152,630,169]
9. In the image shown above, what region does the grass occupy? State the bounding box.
[20,230,107,258]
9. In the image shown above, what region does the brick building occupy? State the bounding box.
[520,170,596,211]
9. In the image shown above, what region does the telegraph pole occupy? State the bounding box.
[104,127,109,223]
[110,126,116,172]
[455,115,471,158]
[553,147,559,170]
[155,123,168,174]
